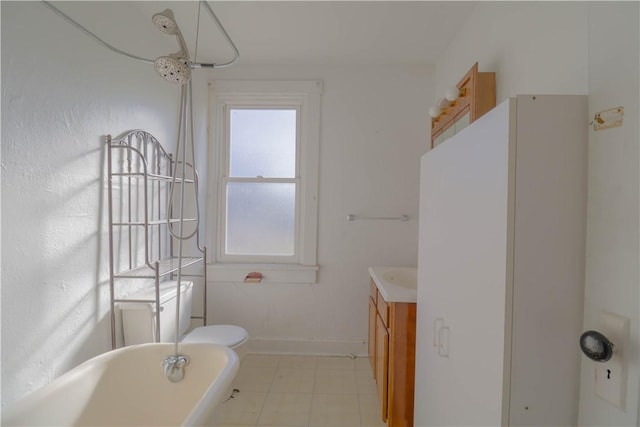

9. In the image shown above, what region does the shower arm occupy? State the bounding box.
[40,0,239,69]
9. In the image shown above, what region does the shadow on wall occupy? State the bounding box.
[1,139,113,404]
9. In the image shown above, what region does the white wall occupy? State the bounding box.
[204,64,433,354]
[433,2,589,101]
[1,2,208,406]
[579,3,639,425]
[432,2,639,425]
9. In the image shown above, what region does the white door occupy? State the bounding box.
[414,99,515,426]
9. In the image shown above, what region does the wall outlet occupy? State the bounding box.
[594,312,629,409]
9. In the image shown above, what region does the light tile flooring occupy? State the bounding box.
[211,354,386,427]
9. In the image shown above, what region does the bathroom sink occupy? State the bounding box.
[369,267,418,303]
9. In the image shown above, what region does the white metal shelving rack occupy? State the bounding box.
[107,130,207,349]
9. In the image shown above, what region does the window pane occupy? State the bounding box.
[229,109,297,178]
[226,182,296,256]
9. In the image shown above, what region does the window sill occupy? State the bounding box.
[207,263,319,284]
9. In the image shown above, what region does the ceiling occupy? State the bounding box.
[47,1,477,66]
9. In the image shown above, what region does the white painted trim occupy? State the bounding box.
[207,263,319,284]
[206,80,323,269]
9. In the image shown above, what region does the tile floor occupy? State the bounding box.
[211,354,386,427]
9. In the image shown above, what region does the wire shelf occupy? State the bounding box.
[112,218,197,226]
[111,172,195,183]
[114,257,203,278]
[107,131,207,349]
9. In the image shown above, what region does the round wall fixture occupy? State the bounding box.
[579,330,614,362]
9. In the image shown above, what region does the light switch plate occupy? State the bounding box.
[594,312,629,409]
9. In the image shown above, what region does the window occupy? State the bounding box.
[225,108,298,259]
[207,80,322,283]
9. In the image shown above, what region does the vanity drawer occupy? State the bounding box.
[370,279,378,304]
[377,294,389,327]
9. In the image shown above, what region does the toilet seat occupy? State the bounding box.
[181,324,248,348]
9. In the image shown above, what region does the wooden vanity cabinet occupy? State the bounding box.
[368,279,417,427]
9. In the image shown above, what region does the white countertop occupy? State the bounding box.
[368,266,417,303]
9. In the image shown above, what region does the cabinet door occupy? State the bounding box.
[415,99,513,426]
[376,314,389,423]
[388,302,417,427]
[368,297,377,379]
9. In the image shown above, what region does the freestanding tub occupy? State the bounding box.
[1,343,239,426]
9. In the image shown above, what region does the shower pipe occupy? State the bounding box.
[147,6,205,371]
[40,0,240,69]
[166,79,199,368]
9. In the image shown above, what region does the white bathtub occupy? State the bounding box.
[1,343,239,426]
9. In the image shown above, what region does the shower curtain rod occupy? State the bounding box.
[40,0,239,69]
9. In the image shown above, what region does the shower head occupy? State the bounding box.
[152,9,179,35]
[154,54,191,85]
[152,9,191,84]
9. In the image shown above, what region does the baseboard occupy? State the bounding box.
[247,337,368,357]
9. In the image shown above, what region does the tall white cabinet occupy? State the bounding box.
[414,95,588,426]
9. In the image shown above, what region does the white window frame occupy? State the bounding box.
[207,80,322,283]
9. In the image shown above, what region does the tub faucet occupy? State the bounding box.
[162,354,190,383]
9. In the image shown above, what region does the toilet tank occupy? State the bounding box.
[120,281,193,346]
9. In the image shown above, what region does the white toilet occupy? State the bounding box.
[119,280,248,361]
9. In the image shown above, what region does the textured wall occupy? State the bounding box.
[1,2,207,405]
